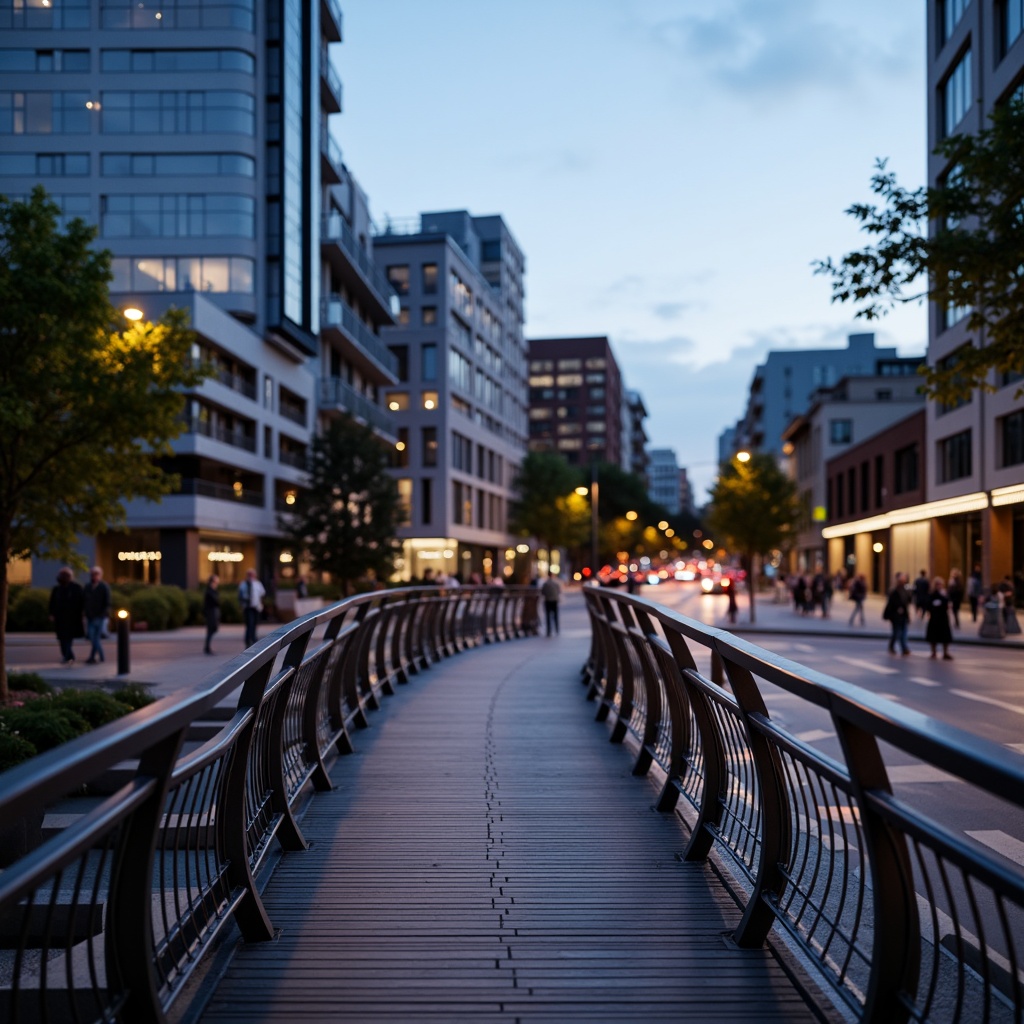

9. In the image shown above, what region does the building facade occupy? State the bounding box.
[648,448,681,515]
[623,389,649,483]
[923,0,1024,587]
[374,211,527,583]
[0,0,399,590]
[527,336,624,469]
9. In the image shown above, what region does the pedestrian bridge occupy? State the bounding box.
[0,587,1022,1023]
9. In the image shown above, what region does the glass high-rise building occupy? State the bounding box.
[0,0,398,589]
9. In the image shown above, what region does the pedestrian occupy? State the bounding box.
[626,572,639,595]
[947,568,964,629]
[967,565,983,622]
[541,569,562,636]
[793,575,808,615]
[203,574,221,654]
[821,571,833,619]
[882,572,912,656]
[999,575,1022,634]
[925,576,954,659]
[82,566,112,664]
[49,566,84,665]
[726,581,738,624]
[848,574,867,627]
[238,568,266,648]
[295,574,308,598]
[913,570,931,620]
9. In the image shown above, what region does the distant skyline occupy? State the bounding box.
[337,1,928,500]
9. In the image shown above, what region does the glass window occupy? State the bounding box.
[108,254,254,294]
[100,90,255,135]
[421,344,437,382]
[422,262,438,294]
[386,264,409,295]
[422,427,438,467]
[829,419,853,444]
[938,429,972,482]
[422,390,438,411]
[1003,0,1024,55]
[941,0,968,44]
[422,306,437,325]
[943,49,972,137]
[1000,410,1024,467]
[386,392,409,412]
[389,345,409,382]
[0,0,89,29]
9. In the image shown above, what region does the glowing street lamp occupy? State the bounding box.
[123,306,143,322]
[736,450,751,463]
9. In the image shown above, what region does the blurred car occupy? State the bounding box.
[700,572,732,594]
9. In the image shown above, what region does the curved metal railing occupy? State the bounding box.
[0,585,539,1023]
[582,587,1024,1024]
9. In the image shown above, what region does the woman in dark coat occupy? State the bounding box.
[49,566,84,664]
[925,576,954,660]
[203,574,221,655]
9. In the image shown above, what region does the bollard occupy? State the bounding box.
[116,609,131,675]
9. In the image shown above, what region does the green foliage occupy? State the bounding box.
[127,589,171,630]
[0,188,208,699]
[816,98,1024,402]
[185,588,205,626]
[160,585,189,629]
[219,590,242,624]
[6,588,51,631]
[0,704,89,753]
[6,672,52,695]
[111,683,155,710]
[50,689,132,728]
[0,730,37,772]
[278,417,402,593]
[509,452,589,552]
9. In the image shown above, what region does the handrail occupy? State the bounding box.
[582,587,1024,1023]
[0,585,540,1023]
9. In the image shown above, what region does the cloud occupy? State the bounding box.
[646,0,917,100]
[652,301,690,321]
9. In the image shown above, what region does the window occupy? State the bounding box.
[101,193,255,238]
[421,263,437,294]
[942,49,972,138]
[421,344,437,382]
[0,91,91,133]
[386,264,409,295]
[0,151,89,175]
[557,358,582,371]
[110,254,253,293]
[941,0,969,44]
[422,306,436,325]
[389,345,409,382]
[936,348,972,412]
[836,473,845,517]
[860,461,870,513]
[396,308,410,326]
[0,48,90,71]
[385,391,408,412]
[421,390,438,411]
[100,48,255,74]
[0,0,89,29]
[396,478,412,525]
[100,90,255,135]
[421,477,432,526]
[392,428,409,468]
[894,444,919,494]
[101,152,254,177]
[829,419,853,444]
[1000,410,1024,467]
[1000,0,1023,57]
[422,427,438,468]
[99,0,256,31]
[938,429,972,482]
[874,455,885,507]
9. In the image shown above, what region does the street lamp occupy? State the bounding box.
[736,450,751,463]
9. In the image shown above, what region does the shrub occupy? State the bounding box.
[7,672,53,695]
[161,586,189,629]
[0,704,90,753]
[111,683,155,710]
[50,690,132,729]
[7,588,52,632]
[219,591,242,624]
[127,588,171,630]
[0,731,37,772]
[185,589,205,626]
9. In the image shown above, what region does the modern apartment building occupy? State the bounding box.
[374,211,527,583]
[648,448,681,515]
[733,333,912,460]
[527,336,624,469]
[623,389,650,483]
[0,0,398,590]
[922,0,1024,584]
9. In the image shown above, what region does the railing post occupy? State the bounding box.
[832,710,920,1022]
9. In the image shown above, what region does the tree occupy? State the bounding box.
[278,417,402,594]
[0,188,203,702]
[508,451,589,554]
[707,453,800,623]
[815,98,1024,403]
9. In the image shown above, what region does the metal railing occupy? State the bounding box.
[0,586,540,1023]
[582,587,1024,1023]
[321,294,399,379]
[321,213,399,316]
[318,375,397,437]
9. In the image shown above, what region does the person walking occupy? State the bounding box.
[882,572,912,656]
[913,570,931,620]
[947,569,964,629]
[848,574,867,627]
[541,570,562,636]
[925,576,954,660]
[726,581,739,624]
[203,574,221,654]
[82,566,112,664]
[967,565,983,622]
[49,566,84,665]
[238,568,266,648]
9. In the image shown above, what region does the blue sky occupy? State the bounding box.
[336,1,928,501]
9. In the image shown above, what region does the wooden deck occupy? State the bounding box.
[198,619,824,1022]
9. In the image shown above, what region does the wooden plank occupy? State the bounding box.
[199,634,826,1022]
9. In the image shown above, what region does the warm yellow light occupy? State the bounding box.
[873,542,884,553]
[575,486,588,496]
[116,609,129,620]
[123,306,144,321]
[395,441,406,451]
[665,528,674,538]
[285,491,296,505]
[388,401,400,411]
[658,521,668,531]
[625,510,638,521]
[736,450,751,463]
[516,543,530,554]
[702,538,714,550]
[424,399,436,410]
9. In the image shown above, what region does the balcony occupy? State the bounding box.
[213,368,257,401]
[178,478,264,507]
[183,417,258,454]
[322,295,399,383]
[279,447,307,470]
[320,0,342,42]
[320,124,343,184]
[319,376,397,439]
[321,212,399,322]
[320,52,342,113]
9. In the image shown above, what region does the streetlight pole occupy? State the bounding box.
[590,461,599,579]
